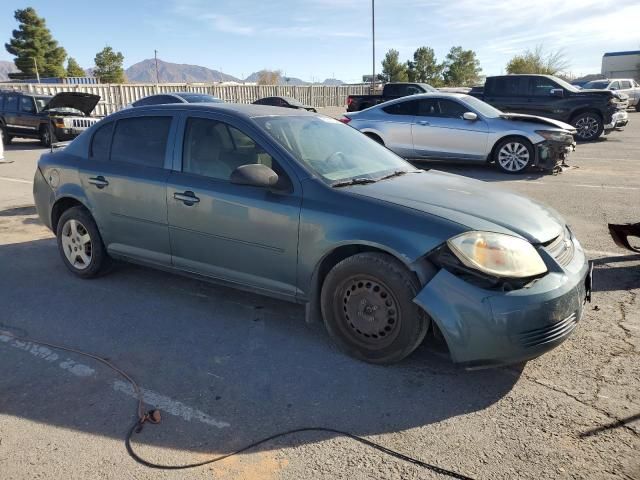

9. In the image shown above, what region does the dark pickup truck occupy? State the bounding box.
[346,82,436,112]
[469,74,629,141]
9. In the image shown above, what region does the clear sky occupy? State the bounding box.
[1,0,639,82]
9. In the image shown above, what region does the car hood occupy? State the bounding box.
[498,113,576,132]
[344,171,564,244]
[574,88,629,101]
[43,92,100,116]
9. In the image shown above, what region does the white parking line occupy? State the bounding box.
[0,333,230,429]
[0,176,32,184]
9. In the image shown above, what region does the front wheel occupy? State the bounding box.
[56,206,110,278]
[39,125,56,147]
[321,252,429,364]
[572,112,603,141]
[494,137,534,174]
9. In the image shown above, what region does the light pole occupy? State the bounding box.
[371,0,375,93]
[154,50,159,84]
[32,57,40,83]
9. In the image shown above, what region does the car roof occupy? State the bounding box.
[114,102,316,120]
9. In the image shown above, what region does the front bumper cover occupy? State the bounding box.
[604,110,628,132]
[536,139,575,172]
[414,236,591,368]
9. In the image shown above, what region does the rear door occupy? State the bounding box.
[2,93,22,136]
[411,98,489,160]
[79,113,176,265]
[166,113,301,297]
[484,76,529,113]
[18,96,41,133]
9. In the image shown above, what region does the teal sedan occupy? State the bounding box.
[33,104,592,367]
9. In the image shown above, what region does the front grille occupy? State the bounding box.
[517,312,578,348]
[545,228,575,267]
[71,118,98,129]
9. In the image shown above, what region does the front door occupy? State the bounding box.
[79,114,175,265]
[412,98,489,160]
[166,114,301,297]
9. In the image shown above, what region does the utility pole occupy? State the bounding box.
[371,0,375,93]
[33,57,40,83]
[154,49,159,84]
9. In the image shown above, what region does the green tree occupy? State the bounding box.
[406,46,443,86]
[381,49,408,82]
[66,57,85,77]
[5,7,67,78]
[94,46,125,83]
[506,45,569,75]
[442,46,482,86]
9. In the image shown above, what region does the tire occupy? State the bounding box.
[635,102,640,112]
[364,132,384,145]
[39,125,56,147]
[494,137,534,174]
[321,252,429,364]
[56,206,110,278]
[1,125,12,145]
[571,112,603,141]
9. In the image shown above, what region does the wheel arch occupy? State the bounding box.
[489,134,535,163]
[51,196,91,233]
[569,107,603,123]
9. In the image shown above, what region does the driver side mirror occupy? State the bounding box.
[463,112,478,121]
[230,163,278,188]
[550,88,564,98]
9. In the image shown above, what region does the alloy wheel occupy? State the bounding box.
[498,142,530,172]
[60,219,92,270]
[575,116,599,140]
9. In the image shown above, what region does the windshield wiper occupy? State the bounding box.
[332,177,378,188]
[377,170,421,181]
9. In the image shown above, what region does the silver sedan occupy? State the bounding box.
[341,93,577,173]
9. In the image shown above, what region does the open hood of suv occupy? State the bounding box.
[43,92,100,116]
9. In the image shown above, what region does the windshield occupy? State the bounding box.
[582,80,609,89]
[419,83,438,92]
[254,116,414,183]
[550,76,580,92]
[460,95,502,118]
[181,94,223,103]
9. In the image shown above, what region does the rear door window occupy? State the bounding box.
[90,122,114,162]
[20,96,36,113]
[110,116,172,167]
[490,77,527,96]
[382,100,418,115]
[4,94,18,111]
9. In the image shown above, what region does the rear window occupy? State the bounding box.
[110,116,172,168]
[90,122,114,162]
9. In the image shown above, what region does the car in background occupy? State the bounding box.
[33,103,591,367]
[131,92,223,107]
[0,91,100,146]
[252,96,316,112]
[347,82,437,112]
[469,74,629,141]
[341,93,576,173]
[581,79,640,110]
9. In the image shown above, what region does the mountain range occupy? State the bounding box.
[0,58,344,85]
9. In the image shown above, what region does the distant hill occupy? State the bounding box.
[125,58,240,83]
[0,60,19,81]
[243,72,345,86]
[321,78,344,86]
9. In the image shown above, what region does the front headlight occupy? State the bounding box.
[447,232,547,278]
[535,130,573,142]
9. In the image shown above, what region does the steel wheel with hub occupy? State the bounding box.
[56,206,110,278]
[321,252,429,364]
[494,138,533,174]
[572,112,603,141]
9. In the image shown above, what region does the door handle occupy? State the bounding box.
[174,191,200,205]
[417,120,430,126]
[88,176,109,189]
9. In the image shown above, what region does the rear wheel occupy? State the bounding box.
[321,252,429,364]
[56,206,110,278]
[494,137,534,174]
[1,125,12,145]
[571,112,603,141]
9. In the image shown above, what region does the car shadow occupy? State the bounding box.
[0,236,522,461]
[592,254,640,292]
[4,141,47,151]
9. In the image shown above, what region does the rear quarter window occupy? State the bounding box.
[110,116,172,168]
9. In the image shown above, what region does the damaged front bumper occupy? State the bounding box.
[413,235,591,369]
[535,139,575,172]
[604,110,629,132]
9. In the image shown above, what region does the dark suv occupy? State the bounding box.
[470,74,629,141]
[0,91,100,146]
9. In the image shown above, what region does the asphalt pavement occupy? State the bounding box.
[0,109,638,480]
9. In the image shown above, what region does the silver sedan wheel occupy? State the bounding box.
[575,116,599,140]
[498,142,530,172]
[60,219,92,270]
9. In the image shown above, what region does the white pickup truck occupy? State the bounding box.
[582,78,640,110]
